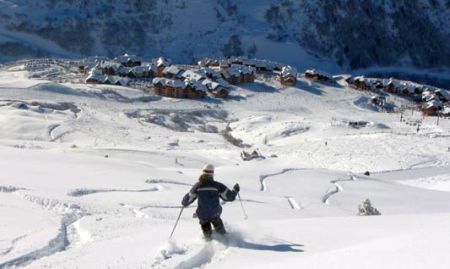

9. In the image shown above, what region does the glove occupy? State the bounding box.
[233,183,240,193]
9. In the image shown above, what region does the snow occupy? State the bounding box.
[1,62,450,268]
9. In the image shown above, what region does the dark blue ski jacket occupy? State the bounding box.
[182,178,237,220]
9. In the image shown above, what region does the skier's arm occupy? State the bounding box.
[181,183,198,207]
[217,182,238,202]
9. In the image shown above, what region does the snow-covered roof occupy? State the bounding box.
[435,89,450,100]
[201,79,224,91]
[85,72,105,83]
[181,69,205,81]
[152,77,185,88]
[156,57,169,67]
[305,69,331,78]
[423,99,442,109]
[118,66,131,75]
[281,65,297,77]
[185,79,208,92]
[102,62,122,71]
[163,65,183,76]
[226,64,255,76]
[114,54,139,64]
[353,76,366,82]
[89,66,103,76]
[132,65,148,75]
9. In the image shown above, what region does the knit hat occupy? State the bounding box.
[202,164,214,175]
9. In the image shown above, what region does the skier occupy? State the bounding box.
[181,164,240,239]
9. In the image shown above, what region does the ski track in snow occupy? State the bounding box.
[146,179,191,187]
[67,186,163,197]
[0,194,88,269]
[259,168,302,192]
[0,214,83,269]
[322,175,356,204]
[0,235,27,256]
[153,239,228,269]
[173,243,216,269]
[48,123,60,142]
[286,197,301,210]
[0,186,25,193]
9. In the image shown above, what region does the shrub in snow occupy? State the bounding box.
[358,199,381,216]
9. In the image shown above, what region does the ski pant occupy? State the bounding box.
[199,216,226,236]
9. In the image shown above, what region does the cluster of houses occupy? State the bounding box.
[346,76,450,116]
[84,54,235,99]
[304,69,332,82]
[85,54,311,99]
[198,56,302,86]
[198,56,283,73]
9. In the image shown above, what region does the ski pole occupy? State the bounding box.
[169,207,184,239]
[237,193,248,220]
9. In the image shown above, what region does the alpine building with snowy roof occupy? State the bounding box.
[305,69,332,82]
[280,65,297,86]
[113,54,141,67]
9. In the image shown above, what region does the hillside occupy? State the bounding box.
[0,0,449,73]
[1,58,450,268]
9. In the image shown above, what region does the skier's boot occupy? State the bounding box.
[203,231,212,241]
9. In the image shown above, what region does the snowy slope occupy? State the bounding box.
[1,63,450,268]
[0,0,449,73]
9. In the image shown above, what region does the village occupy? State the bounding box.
[345,75,450,117]
[15,54,449,119]
[79,54,450,118]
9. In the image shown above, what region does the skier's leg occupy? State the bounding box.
[211,217,226,235]
[200,219,212,238]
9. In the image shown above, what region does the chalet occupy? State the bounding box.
[198,58,219,67]
[131,65,155,78]
[152,78,206,99]
[435,89,450,102]
[181,69,206,81]
[184,79,208,99]
[400,85,415,96]
[422,90,437,102]
[114,77,130,86]
[229,56,244,65]
[372,80,384,90]
[156,57,170,77]
[305,69,331,82]
[222,64,255,84]
[241,66,256,83]
[202,79,229,98]
[102,62,122,75]
[350,76,370,91]
[117,66,131,77]
[223,65,239,84]
[114,54,141,67]
[200,67,223,81]
[162,65,184,79]
[152,78,184,98]
[422,99,442,116]
[219,60,230,71]
[370,95,386,106]
[383,79,397,93]
[280,65,297,86]
[85,67,105,84]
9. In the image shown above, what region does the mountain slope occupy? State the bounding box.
[0,0,449,71]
